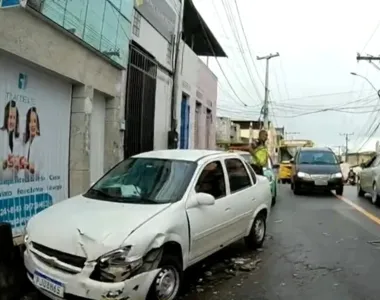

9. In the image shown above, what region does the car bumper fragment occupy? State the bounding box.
[24,247,160,300]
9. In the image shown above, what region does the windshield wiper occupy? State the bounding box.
[87,188,119,199]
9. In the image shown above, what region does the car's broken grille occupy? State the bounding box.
[32,242,86,269]
[310,174,330,180]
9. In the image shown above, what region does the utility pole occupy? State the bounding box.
[340,133,354,162]
[285,131,300,140]
[257,52,280,130]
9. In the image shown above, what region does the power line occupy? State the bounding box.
[193,8,248,106]
[233,0,264,88]
[221,0,262,102]
[361,19,380,53]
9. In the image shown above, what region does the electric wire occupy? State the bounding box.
[192,7,248,106]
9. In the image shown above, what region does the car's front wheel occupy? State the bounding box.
[371,183,380,206]
[245,212,267,249]
[336,185,344,196]
[147,254,183,300]
[293,183,301,195]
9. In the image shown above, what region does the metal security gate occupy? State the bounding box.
[124,45,157,158]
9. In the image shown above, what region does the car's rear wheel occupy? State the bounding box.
[245,212,267,249]
[357,179,365,197]
[147,254,183,300]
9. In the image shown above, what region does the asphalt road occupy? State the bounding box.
[182,184,380,300]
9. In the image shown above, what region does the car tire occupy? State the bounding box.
[357,180,365,197]
[371,183,380,206]
[293,183,301,195]
[271,193,276,207]
[245,212,267,250]
[336,185,344,196]
[147,254,183,300]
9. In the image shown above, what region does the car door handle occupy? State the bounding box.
[225,207,231,212]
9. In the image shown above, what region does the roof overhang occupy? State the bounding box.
[182,0,227,57]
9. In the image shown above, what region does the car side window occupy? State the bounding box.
[225,158,252,193]
[369,156,380,168]
[195,161,226,199]
[244,161,257,184]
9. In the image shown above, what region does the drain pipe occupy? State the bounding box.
[168,0,185,149]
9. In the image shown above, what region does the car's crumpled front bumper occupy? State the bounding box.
[24,246,160,300]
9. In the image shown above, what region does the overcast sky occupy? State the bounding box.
[194,0,380,152]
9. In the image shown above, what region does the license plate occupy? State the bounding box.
[34,271,64,298]
[315,180,328,186]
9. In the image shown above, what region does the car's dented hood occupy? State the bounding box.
[27,195,171,261]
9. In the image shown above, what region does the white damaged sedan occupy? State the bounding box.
[24,150,272,300]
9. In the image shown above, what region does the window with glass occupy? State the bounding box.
[37,0,133,67]
[84,158,197,204]
[195,161,226,199]
[225,159,252,193]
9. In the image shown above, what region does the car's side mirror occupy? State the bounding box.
[340,160,344,164]
[360,163,366,168]
[273,164,280,169]
[195,193,215,206]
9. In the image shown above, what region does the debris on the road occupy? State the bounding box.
[204,271,213,277]
[322,232,330,236]
[280,282,286,286]
[274,219,283,223]
[367,240,380,245]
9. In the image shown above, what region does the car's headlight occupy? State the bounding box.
[331,172,343,178]
[98,246,143,282]
[297,171,310,178]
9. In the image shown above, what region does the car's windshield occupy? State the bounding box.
[298,151,338,165]
[84,158,197,204]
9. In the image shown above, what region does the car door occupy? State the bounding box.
[186,159,232,263]
[223,157,255,239]
[361,156,380,191]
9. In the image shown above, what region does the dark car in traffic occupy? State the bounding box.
[290,147,344,195]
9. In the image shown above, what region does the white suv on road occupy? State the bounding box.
[24,150,272,300]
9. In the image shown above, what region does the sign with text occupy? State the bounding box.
[0,53,70,236]
[1,0,20,8]
[135,0,177,42]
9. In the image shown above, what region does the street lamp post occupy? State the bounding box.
[350,72,380,98]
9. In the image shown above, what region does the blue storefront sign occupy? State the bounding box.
[0,0,20,8]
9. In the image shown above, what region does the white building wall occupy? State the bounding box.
[154,70,172,149]
[175,42,198,149]
[216,117,232,142]
[196,58,218,149]
[131,0,180,150]
[90,91,106,183]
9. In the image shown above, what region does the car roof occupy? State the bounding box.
[228,150,250,155]
[299,147,333,152]
[133,149,226,162]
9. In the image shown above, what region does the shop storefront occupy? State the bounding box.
[0,53,71,237]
